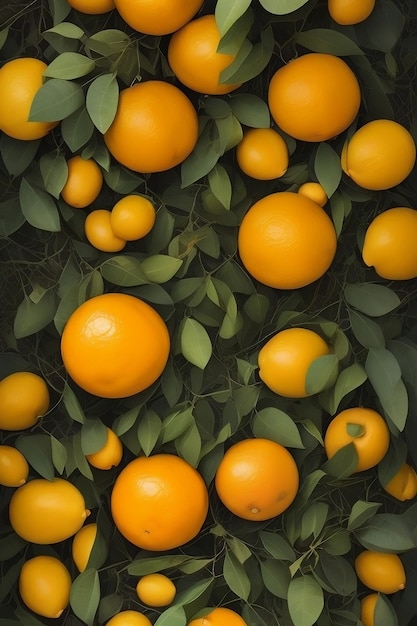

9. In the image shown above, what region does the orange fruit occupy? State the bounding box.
[61,293,170,399]
[268,53,361,142]
[383,463,417,501]
[328,0,376,25]
[324,407,390,472]
[114,0,203,35]
[9,477,89,544]
[0,445,29,487]
[61,156,103,208]
[66,0,115,13]
[168,14,241,95]
[237,191,337,289]
[0,371,49,431]
[297,182,328,207]
[360,593,379,626]
[236,128,289,180]
[341,119,416,190]
[136,573,176,607]
[362,207,417,280]
[111,454,209,550]
[214,438,299,521]
[258,327,331,398]
[84,209,126,253]
[104,80,198,173]
[86,427,123,469]
[110,195,156,241]
[19,555,71,619]
[188,607,248,626]
[106,611,152,626]
[0,57,58,140]
[72,522,98,572]
[355,551,406,594]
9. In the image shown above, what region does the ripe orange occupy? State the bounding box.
[355,550,406,594]
[360,593,379,626]
[66,0,115,13]
[341,119,416,190]
[0,371,49,431]
[19,555,72,619]
[72,522,98,572]
[9,477,89,544]
[324,407,390,472]
[297,182,328,207]
[106,611,152,626]
[236,128,289,180]
[328,0,376,25]
[268,53,361,142]
[168,14,241,95]
[114,0,203,35]
[61,293,170,399]
[86,427,123,469]
[84,209,126,253]
[214,438,299,521]
[237,191,337,289]
[110,195,156,241]
[136,573,177,607]
[104,80,198,173]
[188,607,248,626]
[383,463,417,501]
[0,57,58,140]
[362,207,417,280]
[258,327,331,398]
[61,156,103,208]
[111,454,209,550]
[0,445,29,487]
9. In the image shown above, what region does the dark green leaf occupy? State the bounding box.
[61,106,95,152]
[29,78,84,121]
[345,283,401,317]
[356,513,416,552]
[215,0,251,36]
[141,255,183,284]
[0,135,40,176]
[260,559,291,599]
[19,178,61,232]
[62,382,86,423]
[305,354,339,396]
[374,593,399,626]
[301,502,329,540]
[314,142,342,198]
[14,288,56,338]
[295,28,365,55]
[347,500,382,531]
[260,0,310,14]
[81,419,108,455]
[365,348,408,431]
[223,551,251,600]
[15,434,55,480]
[355,0,406,52]
[100,256,149,287]
[322,442,359,478]
[40,151,68,199]
[252,407,304,448]
[0,197,26,237]
[137,409,161,456]
[154,606,187,626]
[349,309,385,349]
[70,569,100,626]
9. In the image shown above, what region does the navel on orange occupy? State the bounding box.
[236,127,289,180]
[111,454,209,550]
[114,0,203,35]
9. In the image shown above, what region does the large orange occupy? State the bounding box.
[111,454,209,550]
[168,14,241,95]
[324,407,390,472]
[61,293,170,399]
[268,53,361,142]
[237,191,337,289]
[214,438,299,521]
[0,57,58,140]
[188,607,248,626]
[104,80,198,173]
[114,0,203,35]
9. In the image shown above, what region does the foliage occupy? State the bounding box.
[1,0,417,625]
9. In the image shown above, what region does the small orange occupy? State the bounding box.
[110,195,156,241]
[106,611,152,626]
[383,463,417,501]
[61,156,103,208]
[355,550,406,594]
[61,293,170,399]
[0,57,58,140]
[168,14,241,95]
[188,607,248,626]
[19,555,72,619]
[360,593,379,626]
[328,0,376,25]
[297,182,328,207]
[258,327,331,398]
[236,128,289,180]
[0,445,29,487]
[0,371,49,431]
[136,573,176,607]
[111,454,209,550]
[324,407,390,472]
[86,427,123,469]
[72,523,98,572]
[237,191,337,289]
[66,0,115,13]
[268,53,361,142]
[214,438,299,521]
[104,80,198,173]
[114,0,203,35]
[84,209,126,253]
[362,207,417,280]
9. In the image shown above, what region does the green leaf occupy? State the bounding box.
[347,500,382,531]
[180,318,212,370]
[345,283,401,317]
[137,409,161,456]
[61,106,95,152]
[260,0,310,14]
[175,422,201,467]
[215,0,251,36]
[287,575,324,626]
[141,255,183,284]
[62,382,86,423]
[154,606,187,626]
[128,555,191,576]
[260,532,296,561]
[50,435,68,475]
[0,197,25,237]
[15,434,55,480]
[252,407,304,449]
[43,52,95,79]
[0,533,26,562]
[349,309,385,349]
[315,552,357,596]
[29,78,84,121]
[70,569,100,626]
[223,551,251,601]
[322,442,359,478]
[86,73,119,133]
[220,25,274,85]
[173,577,213,606]
[81,419,108,455]
[39,151,68,199]
[0,135,41,177]
[14,289,56,338]
[260,559,291,599]
[208,163,232,210]
[19,178,61,232]
[324,363,367,415]
[100,255,148,287]
[43,22,84,40]
[181,122,223,187]
[229,93,270,128]
[161,406,194,444]
[355,513,416,552]
[365,348,408,431]
[305,354,339,396]
[295,28,365,55]
[301,502,329,540]
[374,594,399,626]
[314,142,342,198]
[355,0,406,52]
